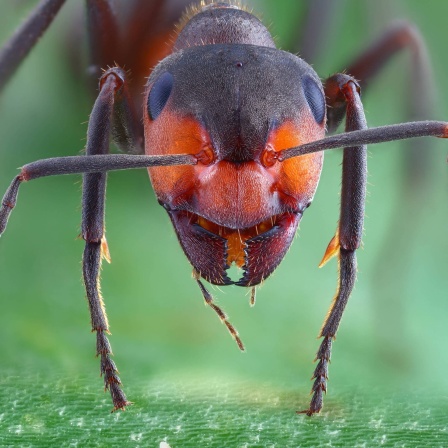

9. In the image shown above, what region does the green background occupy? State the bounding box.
[0,1,447,446]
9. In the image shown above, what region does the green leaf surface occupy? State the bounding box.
[1,373,448,447]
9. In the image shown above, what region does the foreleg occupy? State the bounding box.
[299,74,367,416]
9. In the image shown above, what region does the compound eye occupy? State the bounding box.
[302,76,326,124]
[148,72,174,120]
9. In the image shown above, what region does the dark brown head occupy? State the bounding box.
[144,3,326,286]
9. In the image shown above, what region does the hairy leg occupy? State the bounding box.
[299,74,367,416]
[0,0,66,92]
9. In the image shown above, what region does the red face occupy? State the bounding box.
[144,45,326,286]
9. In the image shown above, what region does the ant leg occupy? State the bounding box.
[0,66,192,410]
[341,21,434,361]
[104,67,144,154]
[84,69,117,407]
[292,0,343,63]
[299,74,367,416]
[85,0,120,85]
[81,66,143,410]
[81,65,143,263]
[329,21,433,136]
[0,0,66,92]
[83,67,128,411]
[347,21,432,118]
[85,0,188,96]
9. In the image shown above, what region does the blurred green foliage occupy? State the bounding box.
[0,1,447,446]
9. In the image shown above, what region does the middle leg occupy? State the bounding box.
[328,21,433,137]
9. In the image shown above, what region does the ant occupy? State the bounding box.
[0,0,446,416]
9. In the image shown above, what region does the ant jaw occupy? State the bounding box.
[235,212,301,286]
[166,209,301,286]
[196,213,283,268]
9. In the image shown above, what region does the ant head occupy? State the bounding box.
[144,45,326,285]
[145,45,325,162]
